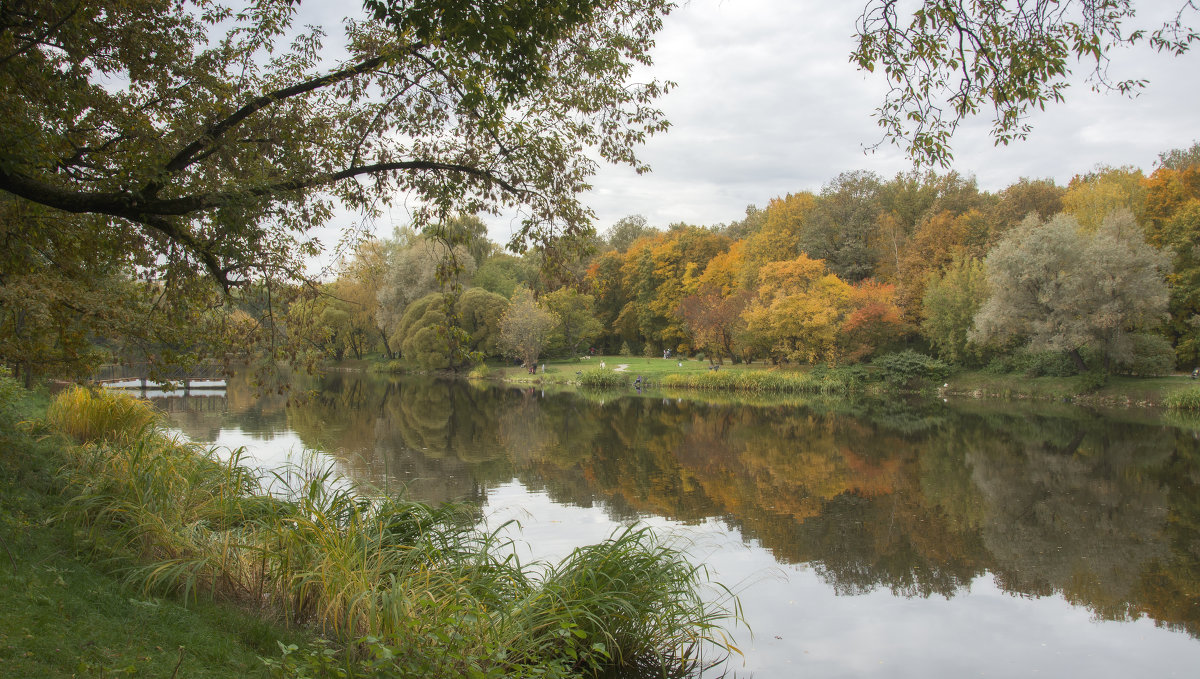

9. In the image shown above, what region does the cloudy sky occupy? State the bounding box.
[306,0,1200,255]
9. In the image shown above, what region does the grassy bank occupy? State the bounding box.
[5,380,740,678]
[490,355,1199,408]
[0,379,305,678]
[945,371,1198,407]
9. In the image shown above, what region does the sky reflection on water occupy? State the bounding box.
[153,373,1200,678]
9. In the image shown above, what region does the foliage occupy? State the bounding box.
[605,215,660,253]
[972,210,1171,372]
[921,256,990,365]
[797,171,883,282]
[1112,333,1176,377]
[542,287,604,357]
[870,350,951,389]
[984,350,1081,378]
[853,0,1199,166]
[46,386,741,678]
[499,287,558,369]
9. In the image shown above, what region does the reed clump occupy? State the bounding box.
[51,388,740,678]
[1166,385,1200,411]
[661,368,858,394]
[578,369,630,388]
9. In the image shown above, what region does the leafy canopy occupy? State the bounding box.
[0,0,675,289]
[854,1,1199,166]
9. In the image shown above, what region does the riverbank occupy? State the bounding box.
[489,357,1199,408]
[0,377,741,678]
[0,383,303,678]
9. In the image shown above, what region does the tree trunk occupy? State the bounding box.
[1068,347,1087,373]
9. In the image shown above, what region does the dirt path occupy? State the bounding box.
[613,364,630,372]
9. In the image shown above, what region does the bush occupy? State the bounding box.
[1115,333,1176,377]
[870,351,951,389]
[467,363,491,380]
[984,350,1078,377]
[619,341,632,357]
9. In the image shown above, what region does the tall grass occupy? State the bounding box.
[661,368,859,394]
[1166,385,1200,411]
[578,369,630,388]
[48,385,162,443]
[50,388,741,677]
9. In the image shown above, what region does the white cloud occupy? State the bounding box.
[488,0,1198,244]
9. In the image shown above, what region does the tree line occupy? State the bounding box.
[293,142,1199,377]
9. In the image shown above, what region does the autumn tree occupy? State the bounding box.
[742,193,815,266]
[971,211,1170,372]
[742,254,855,364]
[1063,166,1148,232]
[840,280,910,362]
[499,287,558,370]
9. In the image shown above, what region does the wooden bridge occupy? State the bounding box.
[92,363,226,393]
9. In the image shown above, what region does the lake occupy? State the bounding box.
[153,372,1200,678]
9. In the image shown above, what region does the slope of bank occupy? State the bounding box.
[0,383,302,678]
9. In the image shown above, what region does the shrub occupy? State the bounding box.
[870,351,951,389]
[618,341,632,357]
[1115,333,1176,377]
[467,363,491,380]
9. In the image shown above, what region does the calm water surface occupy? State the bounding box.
[154,373,1200,678]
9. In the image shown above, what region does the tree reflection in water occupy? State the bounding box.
[159,373,1200,640]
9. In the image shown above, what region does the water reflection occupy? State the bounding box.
[155,372,1200,674]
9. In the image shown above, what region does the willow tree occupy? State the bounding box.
[971,211,1170,372]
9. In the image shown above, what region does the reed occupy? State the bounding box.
[49,387,741,677]
[1166,385,1200,411]
[47,385,162,443]
[578,368,631,388]
[661,368,856,394]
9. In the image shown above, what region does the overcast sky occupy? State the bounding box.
[306,0,1199,257]
[475,0,1200,245]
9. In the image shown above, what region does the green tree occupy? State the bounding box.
[457,287,509,358]
[377,239,476,343]
[541,287,604,357]
[971,211,1170,372]
[499,287,558,369]
[798,171,883,282]
[921,256,990,365]
[604,215,660,253]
